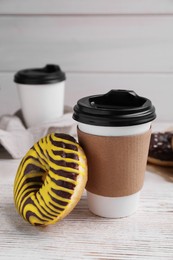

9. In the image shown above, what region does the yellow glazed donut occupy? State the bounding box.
[14,133,87,226]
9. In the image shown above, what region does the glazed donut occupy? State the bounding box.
[148,131,173,167]
[14,133,87,226]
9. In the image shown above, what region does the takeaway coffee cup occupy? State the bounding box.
[73,90,156,218]
[14,64,66,127]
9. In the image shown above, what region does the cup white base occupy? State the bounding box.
[87,191,141,218]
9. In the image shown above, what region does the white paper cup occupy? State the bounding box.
[14,64,66,128]
[16,81,65,127]
[73,90,156,218]
[78,122,151,218]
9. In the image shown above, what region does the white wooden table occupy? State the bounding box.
[0,123,173,260]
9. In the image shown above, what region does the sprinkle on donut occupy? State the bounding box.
[14,133,87,226]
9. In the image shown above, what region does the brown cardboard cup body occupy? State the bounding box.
[78,128,151,197]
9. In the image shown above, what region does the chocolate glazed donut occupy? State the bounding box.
[148,132,173,166]
[14,133,87,226]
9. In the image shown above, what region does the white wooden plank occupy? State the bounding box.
[0,157,173,259]
[1,0,173,14]
[0,72,173,121]
[0,16,173,72]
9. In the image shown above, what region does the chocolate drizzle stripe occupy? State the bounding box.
[30,204,54,222]
[33,195,58,219]
[48,161,82,175]
[50,133,78,146]
[37,142,48,160]
[24,164,45,175]
[51,147,79,155]
[16,188,38,212]
[48,170,77,185]
[39,138,49,157]
[45,176,73,195]
[49,135,78,151]
[38,190,65,215]
[51,187,72,199]
[48,174,76,187]
[14,156,44,191]
[24,206,53,223]
[37,192,64,214]
[14,159,28,191]
[49,168,78,181]
[23,198,53,222]
[15,168,42,190]
[48,188,70,203]
[14,171,44,198]
[18,191,35,214]
[48,193,68,207]
[47,145,79,159]
[52,150,79,160]
[47,148,80,164]
[17,189,37,214]
[39,184,70,209]
[15,181,42,203]
[16,185,41,211]
[48,156,79,170]
[16,182,42,203]
[49,202,65,212]
[33,145,48,168]
[26,211,46,224]
[37,191,62,214]
[51,140,77,151]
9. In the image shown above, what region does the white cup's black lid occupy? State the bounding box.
[14,64,66,85]
[73,89,156,126]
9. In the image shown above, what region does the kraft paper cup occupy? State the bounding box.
[78,122,151,218]
[73,90,156,218]
[14,64,66,128]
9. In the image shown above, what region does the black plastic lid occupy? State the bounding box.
[14,64,66,85]
[73,89,156,126]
